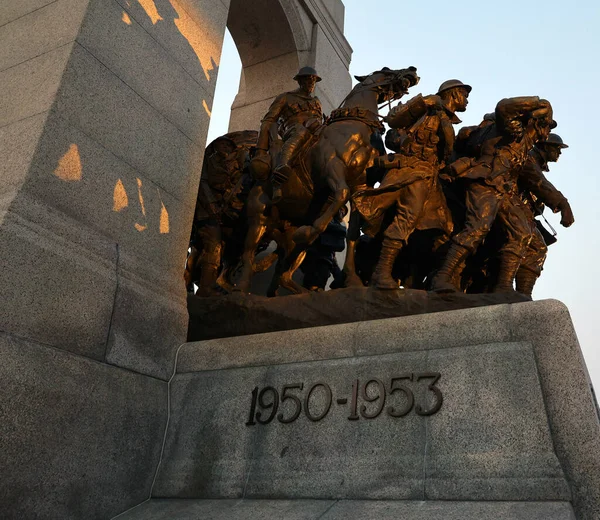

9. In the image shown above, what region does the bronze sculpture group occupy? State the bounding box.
[185,65,573,299]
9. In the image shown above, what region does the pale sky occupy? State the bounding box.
[207,0,600,388]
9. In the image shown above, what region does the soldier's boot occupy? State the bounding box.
[431,244,469,293]
[494,252,522,293]
[271,129,309,203]
[371,245,401,289]
[515,267,538,299]
[271,165,292,204]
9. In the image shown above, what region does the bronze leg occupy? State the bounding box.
[195,224,222,296]
[272,126,310,203]
[236,186,269,293]
[515,227,547,298]
[372,179,429,289]
[279,245,309,295]
[293,156,350,245]
[342,206,364,287]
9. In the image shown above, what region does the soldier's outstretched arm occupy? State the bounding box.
[257,94,286,151]
[521,163,574,227]
[536,173,573,227]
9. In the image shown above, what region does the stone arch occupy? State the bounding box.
[225,0,351,131]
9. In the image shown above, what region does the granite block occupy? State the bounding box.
[0,0,56,27]
[178,320,357,372]
[0,0,87,72]
[243,352,428,500]
[0,111,48,200]
[321,499,576,520]
[114,0,227,93]
[226,0,301,68]
[236,52,299,106]
[353,301,513,358]
[183,292,525,371]
[116,498,336,520]
[320,0,346,31]
[0,332,167,520]
[158,338,567,503]
[229,97,273,132]
[25,111,193,277]
[115,499,576,520]
[54,43,203,203]
[313,25,352,107]
[105,264,188,380]
[0,199,117,360]
[187,288,525,344]
[77,0,212,143]
[0,43,72,127]
[424,342,570,501]
[152,366,268,497]
[511,300,600,520]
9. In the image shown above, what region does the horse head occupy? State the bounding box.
[353,66,420,105]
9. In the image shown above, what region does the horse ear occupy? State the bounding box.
[354,74,368,82]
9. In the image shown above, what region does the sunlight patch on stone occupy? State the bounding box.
[136,178,146,216]
[170,0,216,81]
[160,201,170,234]
[53,144,82,182]
[203,99,212,117]
[137,0,163,24]
[113,179,129,212]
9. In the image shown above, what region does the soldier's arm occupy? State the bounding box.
[520,161,574,226]
[257,94,286,150]
[536,175,573,226]
[495,96,551,127]
[439,114,455,164]
[307,96,324,130]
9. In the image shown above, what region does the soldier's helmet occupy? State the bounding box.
[540,133,569,149]
[437,79,472,95]
[294,66,322,82]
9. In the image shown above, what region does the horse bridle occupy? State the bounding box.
[336,71,413,110]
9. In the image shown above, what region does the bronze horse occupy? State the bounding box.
[235,66,420,294]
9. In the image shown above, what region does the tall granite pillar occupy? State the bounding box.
[1,0,227,518]
[0,0,229,378]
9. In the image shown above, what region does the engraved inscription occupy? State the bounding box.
[245,373,443,426]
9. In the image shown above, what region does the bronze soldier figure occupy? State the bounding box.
[254,66,323,203]
[515,133,573,297]
[186,132,255,295]
[432,96,555,293]
[354,79,471,289]
[236,67,419,294]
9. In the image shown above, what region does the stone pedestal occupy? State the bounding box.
[117,300,599,519]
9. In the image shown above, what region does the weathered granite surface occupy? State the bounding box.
[115,498,576,520]
[187,286,529,341]
[0,331,167,520]
[153,340,569,502]
[160,300,600,520]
